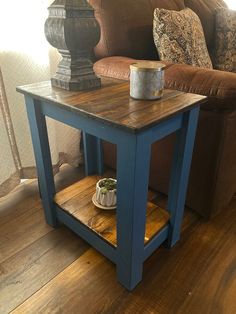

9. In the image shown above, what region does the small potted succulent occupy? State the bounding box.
[96,178,117,208]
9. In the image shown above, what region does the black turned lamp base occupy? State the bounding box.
[51,76,101,91]
[44,0,102,92]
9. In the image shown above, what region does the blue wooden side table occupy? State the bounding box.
[17,78,206,291]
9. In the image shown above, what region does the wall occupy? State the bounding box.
[0,0,64,174]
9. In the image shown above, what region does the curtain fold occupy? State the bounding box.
[0,63,82,198]
[0,69,21,197]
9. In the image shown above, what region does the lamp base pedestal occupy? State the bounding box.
[51,76,101,91]
[44,0,101,91]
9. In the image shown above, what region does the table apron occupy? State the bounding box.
[36,98,185,145]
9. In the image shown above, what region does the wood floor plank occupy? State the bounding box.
[0,165,85,264]
[0,205,52,264]
[101,198,236,314]
[0,226,89,314]
[12,198,236,314]
[12,249,125,314]
[0,182,41,228]
[1,166,235,314]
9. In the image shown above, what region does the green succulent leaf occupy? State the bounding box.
[99,178,116,191]
[100,187,108,194]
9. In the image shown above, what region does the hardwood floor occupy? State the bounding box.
[0,165,235,314]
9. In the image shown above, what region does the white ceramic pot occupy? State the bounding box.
[96,178,117,207]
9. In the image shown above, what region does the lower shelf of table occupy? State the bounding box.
[54,174,170,248]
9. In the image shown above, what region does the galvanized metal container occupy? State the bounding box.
[130,62,166,100]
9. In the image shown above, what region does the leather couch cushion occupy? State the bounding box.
[89,0,185,60]
[164,63,236,100]
[153,8,213,69]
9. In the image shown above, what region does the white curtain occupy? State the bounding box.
[0,0,82,198]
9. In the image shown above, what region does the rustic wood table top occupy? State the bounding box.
[17,78,206,133]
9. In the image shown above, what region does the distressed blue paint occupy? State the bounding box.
[83,132,104,176]
[96,137,104,175]
[143,226,169,261]
[167,106,200,247]
[56,205,117,263]
[151,114,182,143]
[116,130,152,290]
[25,96,57,227]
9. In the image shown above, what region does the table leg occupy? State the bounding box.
[167,107,200,247]
[116,132,151,290]
[83,132,104,176]
[25,96,57,227]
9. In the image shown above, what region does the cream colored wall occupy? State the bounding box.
[224,0,236,9]
[0,52,51,171]
[0,0,51,170]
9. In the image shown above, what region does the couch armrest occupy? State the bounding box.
[94,57,236,100]
[94,56,135,80]
[165,63,236,100]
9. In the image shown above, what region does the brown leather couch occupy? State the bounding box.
[89,0,236,218]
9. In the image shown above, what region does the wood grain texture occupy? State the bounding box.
[1,166,236,313]
[17,78,206,132]
[0,165,88,313]
[0,203,51,264]
[102,197,236,314]
[0,227,89,314]
[0,181,40,228]
[12,194,236,314]
[54,174,170,246]
[12,248,120,314]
